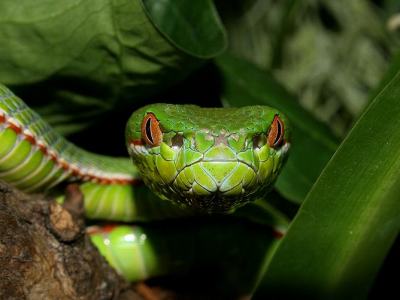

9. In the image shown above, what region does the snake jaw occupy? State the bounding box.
[129,138,289,212]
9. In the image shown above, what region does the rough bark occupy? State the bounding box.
[0,180,252,300]
[0,180,142,300]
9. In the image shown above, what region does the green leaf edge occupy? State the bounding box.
[140,0,228,59]
[256,69,400,298]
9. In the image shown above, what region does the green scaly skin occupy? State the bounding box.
[0,83,290,287]
[126,104,290,212]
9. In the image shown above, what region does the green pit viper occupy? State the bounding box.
[0,83,290,292]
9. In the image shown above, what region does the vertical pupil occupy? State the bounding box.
[145,117,154,143]
[274,119,282,145]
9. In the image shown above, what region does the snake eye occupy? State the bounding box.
[141,113,163,147]
[267,115,284,148]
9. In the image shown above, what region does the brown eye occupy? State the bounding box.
[141,113,163,146]
[267,115,284,148]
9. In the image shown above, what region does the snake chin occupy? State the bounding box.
[131,140,290,213]
[144,159,279,213]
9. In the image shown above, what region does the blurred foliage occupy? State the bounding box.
[0,0,399,298]
[2,0,399,139]
[217,0,400,137]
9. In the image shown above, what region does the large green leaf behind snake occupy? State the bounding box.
[0,0,226,135]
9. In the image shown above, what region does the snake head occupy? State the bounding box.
[126,104,290,213]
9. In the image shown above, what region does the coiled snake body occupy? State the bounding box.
[0,83,290,284]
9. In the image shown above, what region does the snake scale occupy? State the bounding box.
[0,83,290,286]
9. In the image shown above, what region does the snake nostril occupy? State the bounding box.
[252,134,265,148]
[171,134,184,148]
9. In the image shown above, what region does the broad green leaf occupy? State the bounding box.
[141,0,227,58]
[256,70,400,299]
[216,53,338,203]
[0,0,203,134]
